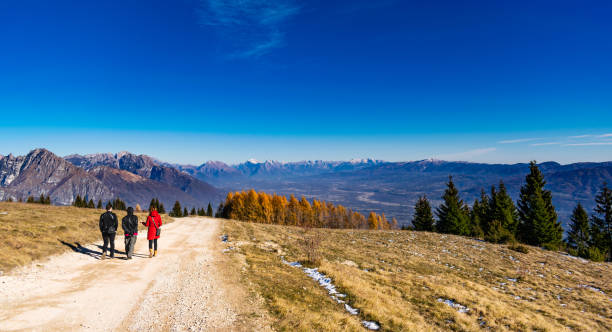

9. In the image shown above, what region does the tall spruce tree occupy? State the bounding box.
[171,201,182,217]
[412,195,435,231]
[88,199,95,208]
[469,199,484,238]
[490,181,519,236]
[183,207,188,217]
[566,203,590,257]
[207,202,213,217]
[190,207,197,216]
[149,198,156,211]
[436,176,470,235]
[97,200,102,209]
[590,183,612,261]
[74,195,82,207]
[476,189,491,235]
[159,203,166,214]
[517,161,563,247]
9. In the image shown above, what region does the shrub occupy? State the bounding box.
[542,242,561,251]
[587,247,605,262]
[510,244,529,254]
[299,225,322,265]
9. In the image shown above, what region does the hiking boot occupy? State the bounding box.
[149,249,153,258]
[101,252,106,260]
[153,250,157,257]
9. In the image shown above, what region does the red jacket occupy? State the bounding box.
[144,211,162,240]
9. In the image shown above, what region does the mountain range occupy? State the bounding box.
[0,149,220,209]
[2,148,612,230]
[170,157,612,229]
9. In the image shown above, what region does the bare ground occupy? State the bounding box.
[0,217,270,332]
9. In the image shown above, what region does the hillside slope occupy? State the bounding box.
[222,220,611,331]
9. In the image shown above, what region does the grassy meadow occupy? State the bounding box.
[0,202,174,273]
[221,219,611,331]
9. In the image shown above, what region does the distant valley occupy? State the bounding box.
[2,149,612,230]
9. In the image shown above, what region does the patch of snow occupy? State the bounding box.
[578,284,606,295]
[362,321,380,330]
[345,304,359,315]
[437,298,469,313]
[282,258,380,330]
[507,278,517,282]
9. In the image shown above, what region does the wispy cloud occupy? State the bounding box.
[497,138,540,144]
[569,134,593,139]
[563,142,612,146]
[198,0,300,58]
[599,133,612,138]
[437,147,496,161]
[531,142,560,146]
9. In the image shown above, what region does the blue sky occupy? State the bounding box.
[0,0,611,165]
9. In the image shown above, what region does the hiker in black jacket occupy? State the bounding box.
[122,207,139,260]
[99,203,118,259]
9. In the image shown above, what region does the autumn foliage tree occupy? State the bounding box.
[219,190,391,230]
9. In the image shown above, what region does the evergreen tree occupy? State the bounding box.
[97,200,102,209]
[517,161,563,247]
[207,202,213,217]
[39,194,45,204]
[566,203,590,257]
[45,195,51,205]
[490,181,519,236]
[8,197,13,202]
[171,201,182,217]
[436,176,470,235]
[190,207,197,216]
[159,203,166,214]
[155,198,160,209]
[27,196,35,203]
[590,183,612,261]
[412,195,435,231]
[183,207,188,217]
[74,195,82,207]
[149,198,156,211]
[476,189,492,235]
[469,199,484,238]
[88,199,95,208]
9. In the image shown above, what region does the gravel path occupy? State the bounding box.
[0,217,261,331]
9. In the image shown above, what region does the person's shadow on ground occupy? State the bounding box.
[59,240,148,260]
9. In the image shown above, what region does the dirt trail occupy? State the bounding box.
[0,217,265,332]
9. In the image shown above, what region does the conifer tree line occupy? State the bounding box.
[409,161,612,261]
[25,194,51,205]
[148,198,165,214]
[168,200,214,218]
[217,190,398,230]
[72,195,126,210]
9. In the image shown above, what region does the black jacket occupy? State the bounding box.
[122,207,139,236]
[99,211,118,234]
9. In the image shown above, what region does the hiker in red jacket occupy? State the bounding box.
[143,207,162,258]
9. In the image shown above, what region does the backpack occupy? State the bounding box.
[102,212,116,233]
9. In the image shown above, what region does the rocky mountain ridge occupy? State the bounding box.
[0,149,219,208]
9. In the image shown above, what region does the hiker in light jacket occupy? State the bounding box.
[142,207,162,258]
[99,203,118,259]
[122,207,138,260]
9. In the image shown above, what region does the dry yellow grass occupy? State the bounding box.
[0,202,174,273]
[221,220,612,332]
